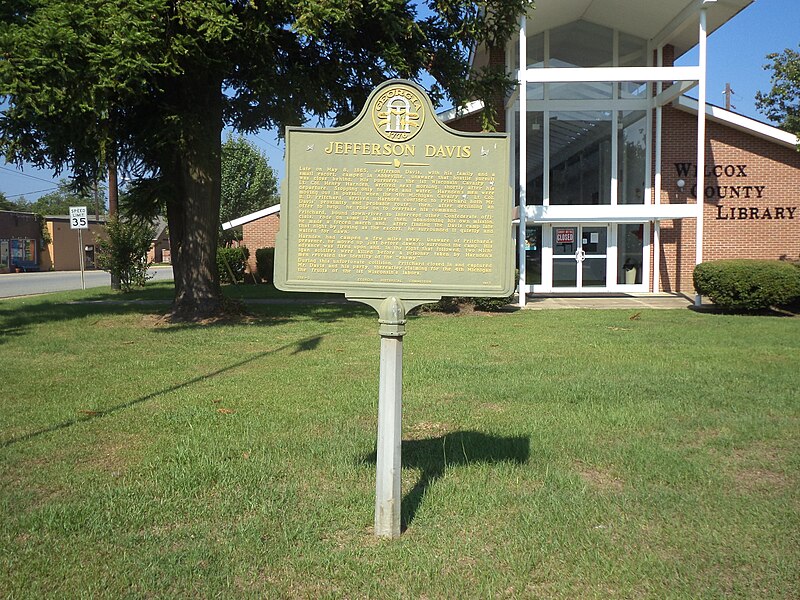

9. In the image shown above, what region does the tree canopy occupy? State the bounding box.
[220,134,278,246]
[756,46,800,145]
[1,0,533,317]
[0,190,15,211]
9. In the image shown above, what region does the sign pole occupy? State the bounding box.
[374,297,406,538]
[78,228,86,290]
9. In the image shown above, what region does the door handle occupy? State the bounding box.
[575,249,586,263]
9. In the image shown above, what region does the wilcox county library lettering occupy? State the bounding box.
[675,163,798,221]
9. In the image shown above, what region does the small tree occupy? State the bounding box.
[95,217,155,292]
[755,46,800,147]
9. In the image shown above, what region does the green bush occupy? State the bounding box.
[255,247,275,283]
[95,217,154,292]
[217,246,250,283]
[693,259,800,312]
[418,296,462,313]
[471,294,514,312]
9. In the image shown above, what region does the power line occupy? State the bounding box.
[251,134,283,152]
[0,165,60,185]
[7,186,59,199]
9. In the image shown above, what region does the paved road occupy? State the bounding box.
[0,266,173,298]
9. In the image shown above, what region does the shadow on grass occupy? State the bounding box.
[0,292,370,345]
[363,431,530,530]
[1,334,325,448]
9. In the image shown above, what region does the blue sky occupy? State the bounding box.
[1,0,797,203]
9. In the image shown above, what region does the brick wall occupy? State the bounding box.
[241,214,281,273]
[658,106,800,292]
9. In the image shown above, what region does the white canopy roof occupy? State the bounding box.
[519,0,752,58]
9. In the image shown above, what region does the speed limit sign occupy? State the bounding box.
[69,206,88,230]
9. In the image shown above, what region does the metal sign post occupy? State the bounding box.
[69,206,88,290]
[274,80,512,539]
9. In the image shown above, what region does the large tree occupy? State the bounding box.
[0,0,531,318]
[220,134,279,246]
[756,46,800,144]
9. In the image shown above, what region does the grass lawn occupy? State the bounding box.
[1,285,798,598]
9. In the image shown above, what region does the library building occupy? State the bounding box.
[443,0,799,303]
[230,0,798,302]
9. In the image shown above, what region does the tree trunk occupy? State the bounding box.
[164,74,225,320]
[108,157,120,290]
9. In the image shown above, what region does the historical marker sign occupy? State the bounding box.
[275,80,512,540]
[275,79,513,301]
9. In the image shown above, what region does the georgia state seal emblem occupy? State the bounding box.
[372,84,425,142]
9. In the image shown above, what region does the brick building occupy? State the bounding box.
[41,215,107,271]
[0,210,42,273]
[226,0,799,298]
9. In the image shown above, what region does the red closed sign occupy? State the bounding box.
[555,228,575,244]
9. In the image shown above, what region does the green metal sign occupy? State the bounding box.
[275,79,513,302]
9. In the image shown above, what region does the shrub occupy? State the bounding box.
[471,294,514,312]
[255,247,275,283]
[693,259,800,312]
[217,246,250,283]
[418,296,462,313]
[95,217,154,292]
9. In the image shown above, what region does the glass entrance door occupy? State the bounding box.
[552,225,608,289]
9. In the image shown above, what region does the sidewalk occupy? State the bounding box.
[519,293,694,310]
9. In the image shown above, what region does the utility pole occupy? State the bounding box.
[93,182,101,221]
[723,83,735,111]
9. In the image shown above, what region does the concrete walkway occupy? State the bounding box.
[520,293,694,310]
[63,292,697,310]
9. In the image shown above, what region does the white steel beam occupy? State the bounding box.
[524,66,701,83]
[654,79,698,106]
[695,6,709,306]
[517,14,527,307]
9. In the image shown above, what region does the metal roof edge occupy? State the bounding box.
[221,203,281,230]
[674,95,799,149]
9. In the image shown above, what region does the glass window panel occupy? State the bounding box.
[553,259,577,287]
[549,21,613,68]
[618,111,647,205]
[526,110,544,204]
[549,111,612,205]
[549,81,613,100]
[524,225,542,285]
[582,258,606,286]
[526,31,544,69]
[548,21,613,99]
[619,32,647,67]
[581,227,607,255]
[619,32,648,97]
[553,227,578,255]
[617,224,644,284]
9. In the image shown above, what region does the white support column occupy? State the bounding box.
[695,4,711,306]
[653,46,663,293]
[517,15,527,308]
